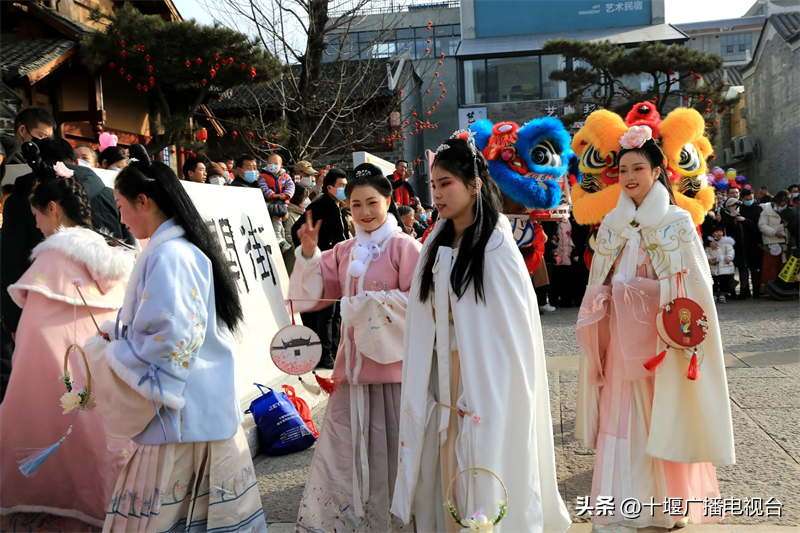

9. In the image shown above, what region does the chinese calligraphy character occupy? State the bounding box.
[241,216,277,286]
[624,1,633,10]
[595,496,615,516]
[584,104,592,114]
[217,218,248,293]
[723,497,743,516]
[615,2,625,11]
[575,496,594,516]
[704,498,724,517]
[564,105,576,115]
[545,105,557,116]
[606,3,615,12]
[634,0,643,9]
[467,111,475,124]
[764,497,783,517]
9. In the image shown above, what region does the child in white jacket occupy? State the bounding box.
[706,225,736,303]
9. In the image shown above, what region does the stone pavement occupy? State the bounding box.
[257,299,799,532]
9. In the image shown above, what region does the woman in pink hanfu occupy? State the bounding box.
[0,169,135,529]
[575,128,735,533]
[291,163,421,532]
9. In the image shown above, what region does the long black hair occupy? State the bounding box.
[344,163,404,228]
[418,137,502,304]
[115,144,244,333]
[100,146,127,168]
[617,140,676,205]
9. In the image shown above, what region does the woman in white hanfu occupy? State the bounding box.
[392,134,572,533]
[575,127,735,532]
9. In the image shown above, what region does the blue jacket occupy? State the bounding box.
[106,219,242,444]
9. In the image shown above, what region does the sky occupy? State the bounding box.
[173,0,760,27]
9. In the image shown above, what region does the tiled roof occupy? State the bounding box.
[703,66,745,87]
[28,2,95,38]
[0,38,77,79]
[770,12,800,42]
[210,59,397,112]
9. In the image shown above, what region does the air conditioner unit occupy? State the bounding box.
[741,136,754,155]
[731,136,743,158]
[723,148,733,165]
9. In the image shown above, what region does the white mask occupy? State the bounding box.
[209,177,226,185]
[300,177,313,187]
[76,159,94,168]
[301,198,312,208]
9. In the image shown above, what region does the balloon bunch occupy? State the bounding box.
[708,167,728,192]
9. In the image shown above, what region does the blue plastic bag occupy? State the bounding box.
[245,383,316,456]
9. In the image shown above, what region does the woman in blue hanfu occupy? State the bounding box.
[82,144,266,533]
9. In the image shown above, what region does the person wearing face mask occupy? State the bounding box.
[2,107,56,165]
[230,154,260,188]
[75,145,98,168]
[738,188,764,298]
[205,161,228,185]
[720,198,749,299]
[758,189,790,294]
[290,169,351,369]
[294,160,318,188]
[281,183,309,275]
[258,153,294,204]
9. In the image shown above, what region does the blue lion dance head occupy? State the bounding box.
[470,117,575,209]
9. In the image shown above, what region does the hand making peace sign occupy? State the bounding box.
[298,209,322,259]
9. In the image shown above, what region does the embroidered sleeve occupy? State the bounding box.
[108,251,209,410]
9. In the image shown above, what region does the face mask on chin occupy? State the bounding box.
[77,159,93,168]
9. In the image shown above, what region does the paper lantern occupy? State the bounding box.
[196,128,208,142]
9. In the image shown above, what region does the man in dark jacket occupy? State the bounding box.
[720,198,749,299]
[290,168,350,369]
[230,154,260,188]
[1,137,133,336]
[739,187,764,298]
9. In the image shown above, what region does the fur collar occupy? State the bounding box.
[715,236,736,246]
[354,215,401,248]
[603,180,671,233]
[31,226,135,282]
[120,219,185,325]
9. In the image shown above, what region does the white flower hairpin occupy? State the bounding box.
[620,125,653,149]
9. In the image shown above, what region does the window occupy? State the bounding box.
[721,33,751,58]
[487,56,540,102]
[396,28,414,57]
[414,27,431,60]
[463,59,487,104]
[541,55,567,100]
[435,25,460,58]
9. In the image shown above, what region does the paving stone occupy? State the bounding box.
[728,377,800,409]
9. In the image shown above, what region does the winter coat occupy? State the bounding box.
[759,203,788,246]
[706,237,736,276]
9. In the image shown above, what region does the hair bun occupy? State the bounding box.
[353,162,383,180]
[127,144,151,169]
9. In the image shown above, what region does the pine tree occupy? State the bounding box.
[80,3,283,154]
[542,39,730,135]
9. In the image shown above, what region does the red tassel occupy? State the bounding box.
[685,351,701,381]
[313,371,341,396]
[643,348,668,372]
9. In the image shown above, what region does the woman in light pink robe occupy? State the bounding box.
[0,176,135,530]
[291,164,421,532]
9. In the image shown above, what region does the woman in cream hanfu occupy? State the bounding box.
[291,163,422,531]
[1,167,134,531]
[575,127,735,533]
[393,135,571,533]
[81,145,266,533]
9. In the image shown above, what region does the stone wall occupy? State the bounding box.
[743,25,800,191]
